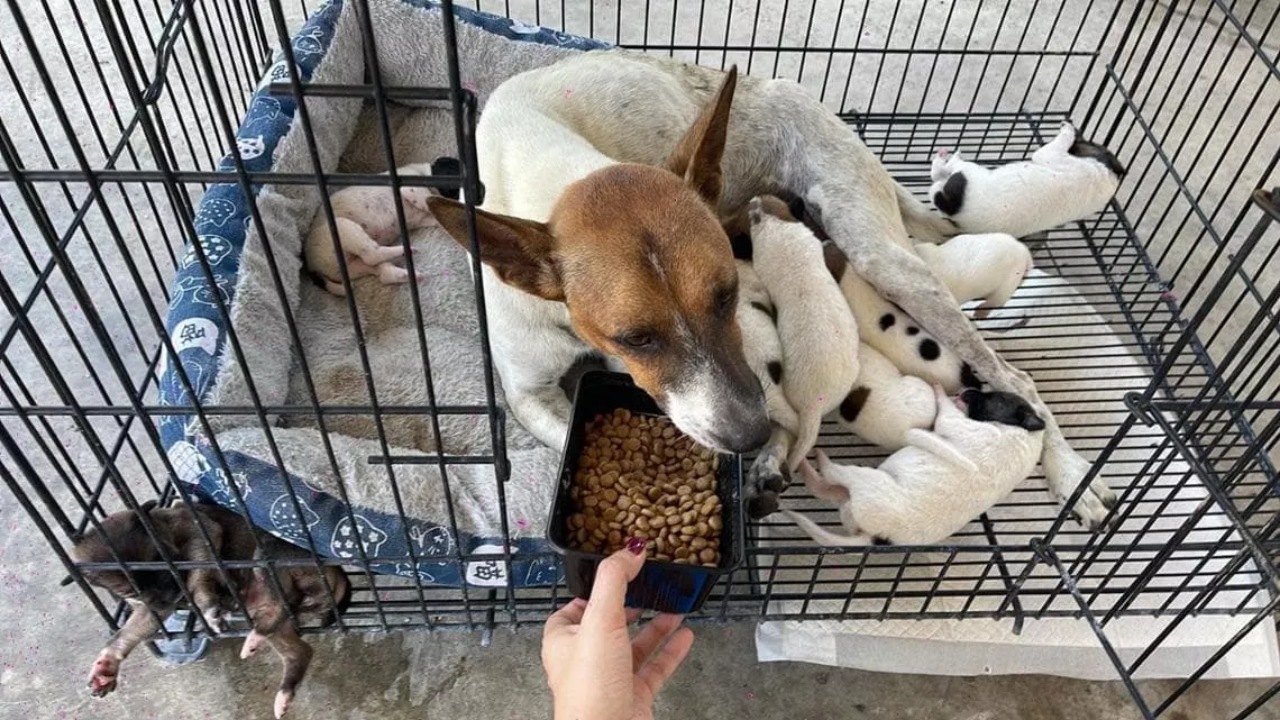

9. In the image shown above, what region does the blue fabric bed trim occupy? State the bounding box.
[158,0,608,588]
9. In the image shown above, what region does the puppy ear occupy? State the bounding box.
[663,65,737,206]
[426,197,563,301]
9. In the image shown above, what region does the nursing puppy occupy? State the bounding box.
[914,232,1032,319]
[784,196,976,393]
[734,259,801,435]
[783,386,1045,546]
[834,342,936,451]
[304,158,459,296]
[748,195,859,470]
[930,121,1125,238]
[69,503,349,717]
[822,238,976,393]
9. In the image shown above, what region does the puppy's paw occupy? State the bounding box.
[240,629,268,659]
[202,608,225,635]
[274,689,294,718]
[88,654,120,697]
[1059,120,1077,142]
[745,459,787,519]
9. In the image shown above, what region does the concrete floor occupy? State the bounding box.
[2,0,1279,719]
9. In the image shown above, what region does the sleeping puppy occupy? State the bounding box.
[723,207,800,436]
[734,259,801,436]
[914,232,1032,319]
[748,195,859,471]
[822,239,977,393]
[786,197,977,393]
[783,385,1045,546]
[69,502,349,718]
[304,157,460,296]
[832,342,936,451]
[929,121,1125,238]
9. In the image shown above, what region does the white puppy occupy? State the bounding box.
[783,386,1046,546]
[735,260,801,436]
[748,196,859,470]
[832,342,936,451]
[929,121,1125,239]
[303,162,440,296]
[914,232,1032,319]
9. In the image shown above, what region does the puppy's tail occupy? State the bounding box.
[896,182,956,244]
[780,509,873,547]
[786,411,822,472]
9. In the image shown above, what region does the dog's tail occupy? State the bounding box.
[896,182,956,244]
[780,509,873,546]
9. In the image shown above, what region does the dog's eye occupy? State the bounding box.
[714,287,736,317]
[618,331,655,350]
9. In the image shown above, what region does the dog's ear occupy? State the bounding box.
[425,197,564,301]
[664,65,738,206]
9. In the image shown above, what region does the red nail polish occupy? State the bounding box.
[626,537,646,556]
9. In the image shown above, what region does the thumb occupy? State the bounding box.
[581,540,646,632]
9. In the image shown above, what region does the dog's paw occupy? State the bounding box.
[1058,120,1077,141]
[274,689,294,719]
[202,608,225,635]
[88,654,120,697]
[747,492,780,519]
[745,458,788,519]
[1063,476,1117,531]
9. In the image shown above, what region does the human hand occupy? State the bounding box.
[542,539,695,720]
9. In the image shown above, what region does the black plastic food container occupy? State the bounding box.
[546,371,744,614]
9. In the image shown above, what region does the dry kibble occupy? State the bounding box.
[567,408,724,570]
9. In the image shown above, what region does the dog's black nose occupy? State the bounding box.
[715,415,772,454]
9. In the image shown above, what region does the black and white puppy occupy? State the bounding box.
[822,240,977,392]
[783,386,1045,546]
[929,121,1125,238]
[831,342,936,451]
[786,196,978,394]
[914,232,1032,319]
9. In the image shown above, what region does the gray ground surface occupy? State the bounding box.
[2,0,1278,719]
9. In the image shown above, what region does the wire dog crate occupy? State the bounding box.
[2,0,1278,717]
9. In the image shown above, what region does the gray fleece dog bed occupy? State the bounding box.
[158,0,608,587]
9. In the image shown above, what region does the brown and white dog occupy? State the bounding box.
[427,51,1115,526]
[69,502,349,718]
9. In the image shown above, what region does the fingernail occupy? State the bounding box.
[626,537,646,556]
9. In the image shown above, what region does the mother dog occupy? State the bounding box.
[429,51,1115,527]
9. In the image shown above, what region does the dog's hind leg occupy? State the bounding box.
[780,509,872,546]
[88,604,167,697]
[266,622,313,719]
[796,457,849,503]
[334,216,405,266]
[1032,122,1076,164]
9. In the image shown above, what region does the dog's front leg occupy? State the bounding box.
[507,381,572,451]
[88,604,167,697]
[746,425,793,518]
